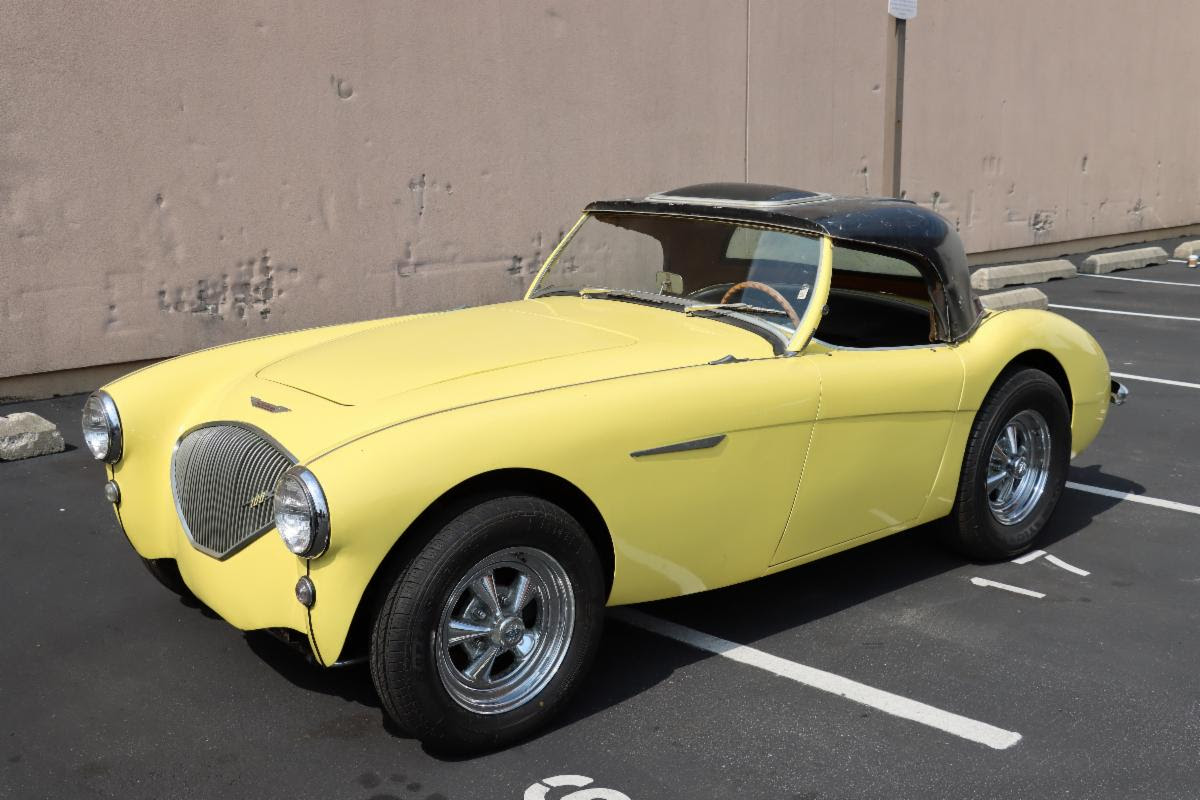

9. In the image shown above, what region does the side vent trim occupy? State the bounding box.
[630,434,727,459]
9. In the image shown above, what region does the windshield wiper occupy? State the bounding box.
[683,302,790,318]
[578,287,679,305]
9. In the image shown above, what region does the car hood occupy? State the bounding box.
[256,297,774,407]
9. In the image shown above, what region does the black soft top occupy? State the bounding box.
[586,183,981,342]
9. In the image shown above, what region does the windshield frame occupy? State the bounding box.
[526,211,832,355]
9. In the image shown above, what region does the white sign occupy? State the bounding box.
[525,775,631,800]
[888,0,918,19]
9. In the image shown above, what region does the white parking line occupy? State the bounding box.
[1080,273,1200,288]
[1048,304,1200,323]
[969,577,1046,599]
[611,607,1022,750]
[1066,481,1200,516]
[1012,549,1045,564]
[1111,372,1200,391]
[1044,554,1090,577]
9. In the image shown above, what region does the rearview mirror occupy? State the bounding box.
[655,271,684,294]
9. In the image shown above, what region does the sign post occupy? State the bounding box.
[882,0,916,198]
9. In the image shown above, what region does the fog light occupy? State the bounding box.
[103,480,121,504]
[295,576,316,608]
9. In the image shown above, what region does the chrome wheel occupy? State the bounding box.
[434,547,575,715]
[987,409,1052,525]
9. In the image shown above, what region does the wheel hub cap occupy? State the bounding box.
[494,617,526,647]
[986,409,1052,526]
[434,547,576,715]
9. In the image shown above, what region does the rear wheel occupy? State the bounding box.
[369,495,605,753]
[940,368,1070,559]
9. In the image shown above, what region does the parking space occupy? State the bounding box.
[4,260,1200,799]
[1041,262,1200,385]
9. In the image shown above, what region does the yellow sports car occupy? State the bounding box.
[83,183,1122,751]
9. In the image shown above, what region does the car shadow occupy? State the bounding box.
[242,467,1143,758]
[244,630,381,708]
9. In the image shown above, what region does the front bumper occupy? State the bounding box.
[107,462,314,654]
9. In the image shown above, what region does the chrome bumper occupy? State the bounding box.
[1110,379,1129,406]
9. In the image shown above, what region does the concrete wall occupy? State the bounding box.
[3,1,1199,386]
[901,0,1200,255]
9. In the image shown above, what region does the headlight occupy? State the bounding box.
[272,466,330,558]
[81,391,123,463]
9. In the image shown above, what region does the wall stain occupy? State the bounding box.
[402,174,453,225]
[386,229,566,308]
[156,250,297,322]
[1030,210,1057,235]
[331,75,354,100]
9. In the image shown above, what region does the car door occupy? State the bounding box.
[769,243,967,566]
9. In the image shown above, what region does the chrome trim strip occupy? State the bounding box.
[644,192,832,209]
[630,434,727,458]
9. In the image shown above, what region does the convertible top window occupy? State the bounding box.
[816,241,940,349]
[532,212,821,338]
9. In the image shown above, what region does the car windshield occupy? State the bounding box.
[531,212,822,337]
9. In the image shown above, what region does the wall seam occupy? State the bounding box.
[744,0,750,182]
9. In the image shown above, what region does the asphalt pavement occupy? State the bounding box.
[3,259,1199,800]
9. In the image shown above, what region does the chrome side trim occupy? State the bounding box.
[645,192,832,209]
[630,434,727,458]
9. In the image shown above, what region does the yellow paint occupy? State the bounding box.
[772,345,964,564]
[786,235,833,352]
[103,229,1113,665]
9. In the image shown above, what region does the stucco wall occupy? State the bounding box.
[3,1,1199,382]
[901,0,1200,254]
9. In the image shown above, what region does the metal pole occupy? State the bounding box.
[882,17,906,198]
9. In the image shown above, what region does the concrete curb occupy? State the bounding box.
[0,412,65,460]
[978,287,1049,311]
[1173,240,1200,260]
[1080,246,1168,274]
[970,259,1076,290]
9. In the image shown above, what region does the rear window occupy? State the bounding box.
[831,247,922,279]
[725,227,819,265]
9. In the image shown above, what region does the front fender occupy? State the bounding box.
[304,356,821,664]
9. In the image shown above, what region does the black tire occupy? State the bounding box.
[140,557,195,599]
[369,495,605,753]
[939,368,1070,560]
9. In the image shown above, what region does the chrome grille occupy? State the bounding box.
[171,424,294,559]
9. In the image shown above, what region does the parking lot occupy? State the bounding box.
[3,253,1199,800]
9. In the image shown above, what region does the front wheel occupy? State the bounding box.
[940,368,1071,559]
[369,496,605,753]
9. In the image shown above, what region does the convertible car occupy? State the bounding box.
[83,183,1122,751]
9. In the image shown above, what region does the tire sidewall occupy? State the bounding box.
[371,496,604,752]
[965,370,1070,555]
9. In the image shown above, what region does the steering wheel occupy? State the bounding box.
[720,281,802,327]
